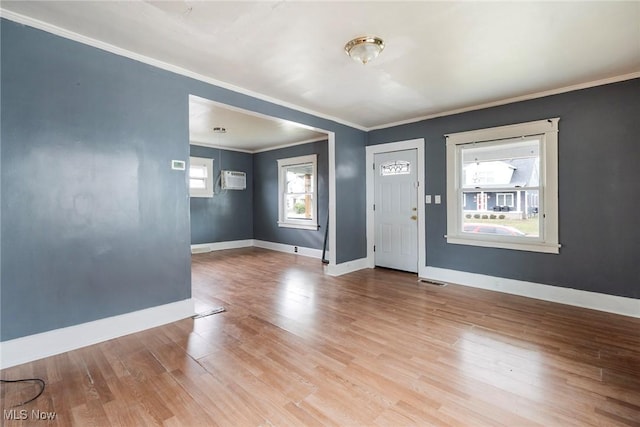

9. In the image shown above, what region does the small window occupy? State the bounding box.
[277,154,318,230]
[446,118,559,254]
[380,160,410,176]
[189,156,213,198]
[496,193,515,208]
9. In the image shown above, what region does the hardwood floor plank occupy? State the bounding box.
[167,370,232,427]
[2,247,639,426]
[284,401,329,427]
[594,398,640,427]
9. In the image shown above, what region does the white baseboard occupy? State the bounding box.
[0,299,195,369]
[194,238,369,277]
[423,267,640,318]
[325,257,370,277]
[192,239,325,260]
[191,239,254,254]
[253,239,324,259]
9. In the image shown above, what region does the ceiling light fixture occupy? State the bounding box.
[344,36,385,64]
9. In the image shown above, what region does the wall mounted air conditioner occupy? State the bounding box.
[221,170,246,190]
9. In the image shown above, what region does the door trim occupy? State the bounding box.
[366,139,426,276]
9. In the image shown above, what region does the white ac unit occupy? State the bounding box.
[221,170,246,190]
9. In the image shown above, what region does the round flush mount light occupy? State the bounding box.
[344,36,385,64]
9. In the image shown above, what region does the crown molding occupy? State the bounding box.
[369,71,640,131]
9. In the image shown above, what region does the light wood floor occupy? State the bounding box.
[2,247,639,426]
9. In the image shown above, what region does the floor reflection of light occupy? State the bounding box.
[279,271,316,327]
[457,330,543,400]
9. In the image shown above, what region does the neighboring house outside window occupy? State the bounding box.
[277,154,318,230]
[445,118,560,254]
[189,156,214,198]
[462,157,539,215]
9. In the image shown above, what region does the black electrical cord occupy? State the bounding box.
[0,378,46,408]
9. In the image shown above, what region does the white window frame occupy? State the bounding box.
[277,154,318,230]
[189,156,214,198]
[496,193,515,207]
[445,118,560,254]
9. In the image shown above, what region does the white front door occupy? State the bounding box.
[374,149,418,273]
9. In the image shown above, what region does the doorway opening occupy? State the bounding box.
[187,95,337,298]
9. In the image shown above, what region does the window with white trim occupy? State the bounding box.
[277,154,318,230]
[445,118,560,254]
[189,156,213,198]
[496,193,515,207]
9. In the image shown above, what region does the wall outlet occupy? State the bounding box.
[294,246,298,253]
[435,195,442,204]
[425,195,432,204]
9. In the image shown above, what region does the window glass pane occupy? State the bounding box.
[285,194,314,220]
[286,163,314,194]
[461,139,539,189]
[189,157,214,198]
[380,160,410,176]
[496,193,514,207]
[278,155,318,228]
[190,165,207,179]
[460,138,541,238]
[462,189,540,237]
[190,178,206,189]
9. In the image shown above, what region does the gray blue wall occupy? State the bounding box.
[253,141,329,249]
[1,19,192,340]
[189,145,253,244]
[334,132,368,262]
[368,78,640,299]
[1,19,366,340]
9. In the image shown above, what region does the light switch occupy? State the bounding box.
[425,195,432,204]
[434,195,442,204]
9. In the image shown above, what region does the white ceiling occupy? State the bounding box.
[189,95,327,152]
[2,1,639,137]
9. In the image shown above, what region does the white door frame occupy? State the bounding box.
[366,139,426,277]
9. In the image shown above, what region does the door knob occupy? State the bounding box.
[410,215,417,220]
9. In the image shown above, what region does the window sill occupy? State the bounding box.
[190,192,213,198]
[446,235,560,254]
[277,222,319,231]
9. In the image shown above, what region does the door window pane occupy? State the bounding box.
[380,160,410,176]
